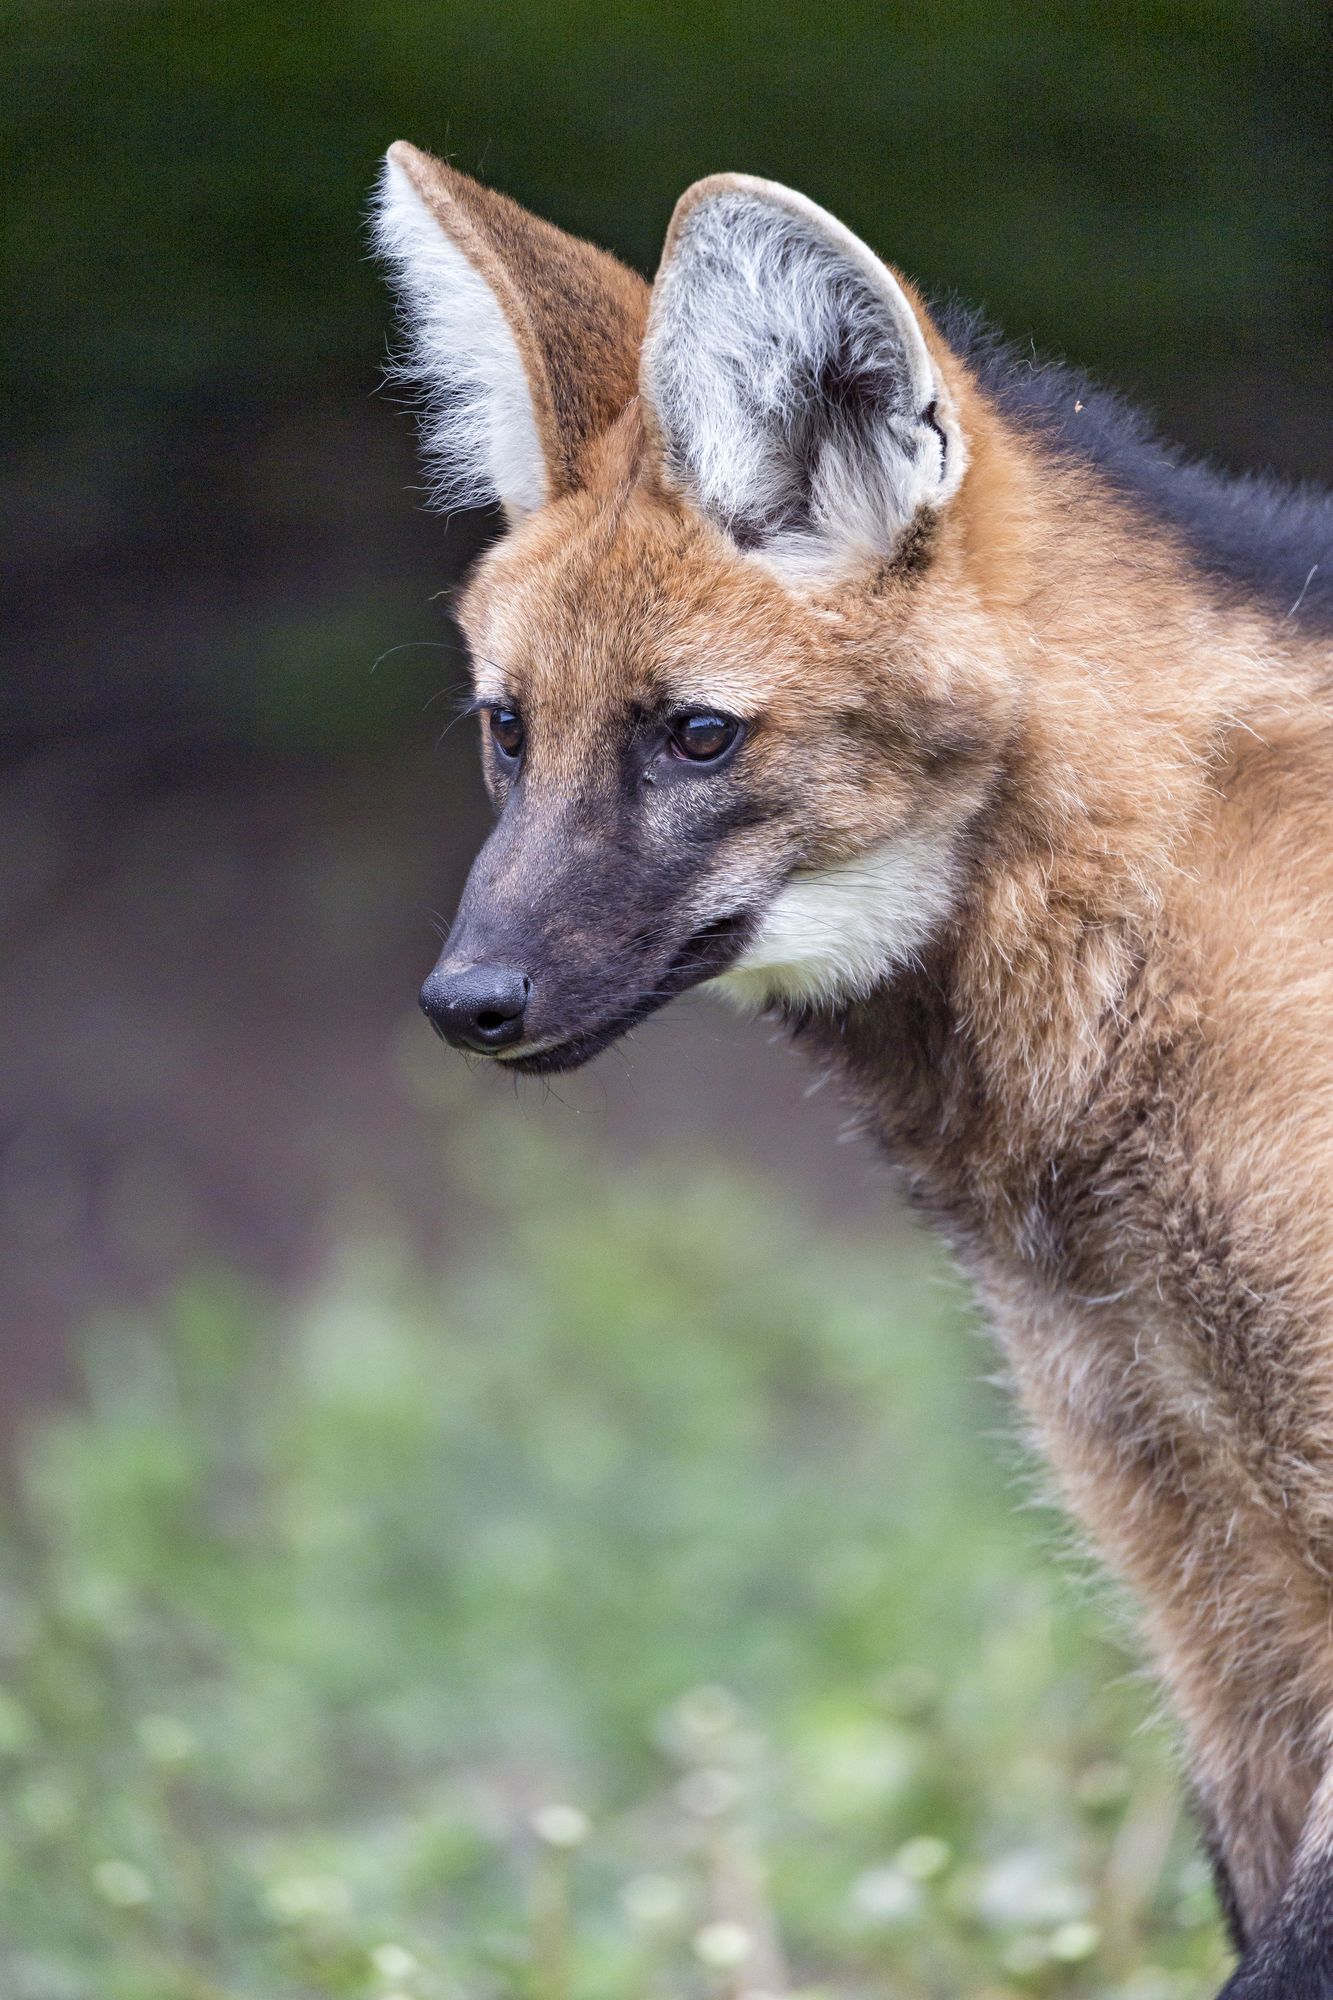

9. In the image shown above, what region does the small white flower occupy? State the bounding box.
[622,1873,687,1926]
[977,1849,1088,1927]
[850,1865,922,1924]
[676,1766,742,1818]
[531,1802,590,1848]
[659,1683,747,1763]
[92,1859,151,1908]
[676,1685,742,1740]
[264,1873,351,1922]
[895,1834,952,1882]
[371,1942,419,1980]
[1048,1919,1101,1962]
[693,1919,753,1970]
[799,1719,915,1820]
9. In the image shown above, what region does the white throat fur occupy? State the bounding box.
[714,832,955,1010]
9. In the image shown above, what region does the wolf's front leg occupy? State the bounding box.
[1217,1893,1333,1996]
[1215,1759,1333,1997]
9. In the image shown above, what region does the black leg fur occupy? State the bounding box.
[1216,1875,1333,1998]
[1196,1805,1248,1957]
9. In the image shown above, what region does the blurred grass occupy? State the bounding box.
[0,1104,1224,1992]
[0,1094,1230,1998]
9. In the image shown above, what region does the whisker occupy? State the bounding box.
[370,639,467,675]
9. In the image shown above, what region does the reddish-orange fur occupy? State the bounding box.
[379,146,1333,1986]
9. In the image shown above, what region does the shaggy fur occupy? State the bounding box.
[942,299,1333,634]
[374,147,1333,1995]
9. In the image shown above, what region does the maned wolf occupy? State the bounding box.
[374,142,1333,1996]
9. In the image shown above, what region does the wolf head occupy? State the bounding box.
[376,143,1021,1072]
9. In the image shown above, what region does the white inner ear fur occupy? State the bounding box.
[642,178,965,581]
[712,831,956,1010]
[374,155,549,521]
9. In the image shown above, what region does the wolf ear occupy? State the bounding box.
[374,142,649,522]
[640,175,966,578]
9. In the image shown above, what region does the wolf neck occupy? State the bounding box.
[772,522,1306,1259]
[724,396,1322,1256]
[782,718,1202,1264]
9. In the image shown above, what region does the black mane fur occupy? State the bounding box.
[938,301,1333,635]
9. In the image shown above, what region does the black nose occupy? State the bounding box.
[420,962,531,1053]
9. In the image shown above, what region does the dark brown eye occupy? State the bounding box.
[669,713,740,763]
[489,707,525,760]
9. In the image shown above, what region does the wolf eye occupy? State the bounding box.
[488,707,525,760]
[669,713,740,763]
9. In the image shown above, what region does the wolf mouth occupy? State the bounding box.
[498,913,750,1075]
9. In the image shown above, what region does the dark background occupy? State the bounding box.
[4,0,1330,1411]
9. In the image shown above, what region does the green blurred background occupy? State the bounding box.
[1,4,1328,1994]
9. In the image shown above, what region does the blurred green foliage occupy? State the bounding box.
[7,0,1328,444]
[5,2,1326,759]
[0,1097,1230,1997]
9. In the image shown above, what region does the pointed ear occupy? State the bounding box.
[640,175,966,579]
[374,142,649,522]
